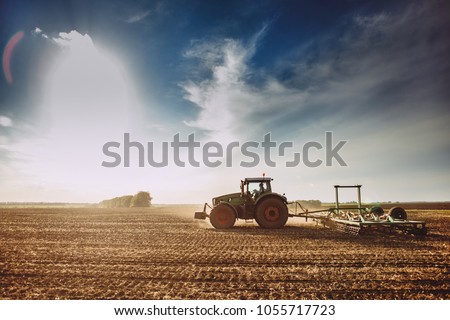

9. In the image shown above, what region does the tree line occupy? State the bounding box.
[99,191,152,208]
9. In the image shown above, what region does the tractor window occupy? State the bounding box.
[248,182,258,193]
[247,181,270,198]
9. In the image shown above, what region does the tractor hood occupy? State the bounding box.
[212,192,242,206]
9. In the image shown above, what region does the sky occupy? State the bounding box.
[0,0,449,203]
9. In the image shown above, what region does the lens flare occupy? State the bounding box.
[2,31,24,84]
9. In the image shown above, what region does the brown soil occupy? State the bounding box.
[0,206,448,299]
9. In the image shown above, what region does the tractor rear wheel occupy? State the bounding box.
[388,207,407,220]
[255,198,288,229]
[210,204,236,229]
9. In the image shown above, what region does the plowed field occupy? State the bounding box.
[1,207,449,299]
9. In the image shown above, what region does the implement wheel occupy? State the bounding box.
[255,198,288,229]
[210,204,236,229]
[389,207,407,220]
[370,206,384,216]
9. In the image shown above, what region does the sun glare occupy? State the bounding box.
[8,30,204,202]
[16,31,144,201]
[46,32,130,137]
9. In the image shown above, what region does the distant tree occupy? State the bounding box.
[100,192,151,208]
[118,195,133,207]
[131,191,152,207]
[99,199,112,208]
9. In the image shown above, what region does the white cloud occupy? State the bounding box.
[181,24,311,142]
[0,116,13,127]
[182,39,251,137]
[125,10,151,23]
[52,30,94,50]
[32,27,49,39]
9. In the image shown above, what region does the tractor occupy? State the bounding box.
[194,177,288,229]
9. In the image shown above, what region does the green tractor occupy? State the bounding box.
[194,177,288,229]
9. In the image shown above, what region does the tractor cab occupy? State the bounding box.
[240,177,273,201]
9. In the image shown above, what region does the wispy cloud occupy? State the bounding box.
[180,23,294,141]
[179,0,450,200]
[125,10,151,23]
[0,116,13,127]
[181,1,449,143]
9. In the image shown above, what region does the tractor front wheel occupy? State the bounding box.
[255,198,288,229]
[210,204,236,229]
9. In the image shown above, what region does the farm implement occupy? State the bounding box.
[290,185,427,236]
[194,177,427,236]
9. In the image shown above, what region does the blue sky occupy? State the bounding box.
[0,0,449,203]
